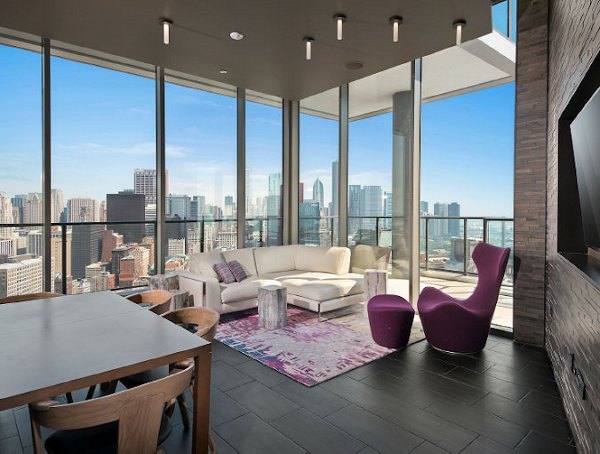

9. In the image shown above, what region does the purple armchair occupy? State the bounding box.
[417,243,510,354]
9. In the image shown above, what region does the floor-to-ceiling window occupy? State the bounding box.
[299,88,339,246]
[245,90,283,247]
[0,42,44,297]
[421,82,515,329]
[165,75,237,269]
[51,52,156,293]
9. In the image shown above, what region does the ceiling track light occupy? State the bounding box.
[389,16,403,43]
[303,37,314,60]
[453,19,466,45]
[333,14,346,41]
[160,18,172,45]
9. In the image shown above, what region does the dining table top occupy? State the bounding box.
[0,290,210,411]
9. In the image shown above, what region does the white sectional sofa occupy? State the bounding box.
[178,245,365,315]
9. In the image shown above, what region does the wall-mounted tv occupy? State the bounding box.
[570,86,600,251]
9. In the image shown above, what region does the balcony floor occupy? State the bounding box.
[1,334,574,454]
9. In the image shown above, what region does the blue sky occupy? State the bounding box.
[0,36,514,218]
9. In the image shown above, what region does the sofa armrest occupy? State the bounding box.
[177,271,222,312]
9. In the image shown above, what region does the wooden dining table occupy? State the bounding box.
[0,291,211,453]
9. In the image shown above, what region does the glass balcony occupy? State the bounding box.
[492,0,516,41]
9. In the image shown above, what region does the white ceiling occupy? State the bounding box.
[0,0,492,100]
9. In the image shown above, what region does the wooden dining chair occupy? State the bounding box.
[29,365,194,454]
[121,307,220,453]
[126,289,173,315]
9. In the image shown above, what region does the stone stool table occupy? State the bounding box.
[367,294,415,348]
[363,269,388,316]
[258,285,288,329]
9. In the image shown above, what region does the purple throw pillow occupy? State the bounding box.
[213,263,236,284]
[228,260,248,282]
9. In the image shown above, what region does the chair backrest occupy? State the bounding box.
[127,290,173,315]
[29,365,193,454]
[162,307,220,341]
[0,292,62,305]
[469,242,511,313]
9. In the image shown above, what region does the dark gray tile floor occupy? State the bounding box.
[0,335,577,453]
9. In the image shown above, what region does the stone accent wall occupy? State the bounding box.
[513,0,549,346]
[545,0,600,452]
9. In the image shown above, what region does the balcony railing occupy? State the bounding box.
[0,214,512,298]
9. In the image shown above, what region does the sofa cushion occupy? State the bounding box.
[280,275,363,302]
[220,277,281,304]
[188,250,225,279]
[223,248,257,276]
[295,246,350,275]
[254,245,299,274]
[213,263,236,284]
[228,260,248,282]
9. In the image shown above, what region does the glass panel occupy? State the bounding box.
[246,90,283,247]
[492,0,509,36]
[165,76,237,265]
[51,54,156,293]
[0,42,46,297]
[299,88,339,246]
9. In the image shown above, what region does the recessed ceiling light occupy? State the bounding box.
[160,18,173,45]
[389,16,403,43]
[229,31,245,41]
[219,69,228,74]
[453,19,466,45]
[303,37,314,61]
[345,61,364,70]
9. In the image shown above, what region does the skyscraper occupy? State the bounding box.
[299,201,320,245]
[191,196,206,219]
[266,173,282,245]
[448,202,461,236]
[331,160,338,216]
[348,185,362,235]
[167,195,191,220]
[433,202,449,237]
[134,168,168,206]
[313,178,324,210]
[23,193,43,224]
[51,189,64,223]
[0,192,14,239]
[71,224,104,279]
[420,201,429,216]
[107,191,145,244]
[67,198,99,223]
[360,186,383,232]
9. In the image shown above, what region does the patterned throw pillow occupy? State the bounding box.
[228,260,248,282]
[213,263,236,284]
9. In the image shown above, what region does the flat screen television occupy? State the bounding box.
[570,86,600,251]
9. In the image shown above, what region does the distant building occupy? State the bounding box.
[448,202,461,237]
[167,195,191,220]
[420,201,429,216]
[331,160,338,216]
[361,186,383,232]
[224,195,235,219]
[0,255,43,297]
[51,189,64,223]
[67,198,99,223]
[348,185,362,236]
[101,230,124,264]
[313,178,324,210]
[299,201,320,245]
[23,193,43,225]
[51,231,71,277]
[168,238,186,256]
[433,202,449,237]
[0,192,14,239]
[71,224,104,279]
[266,173,282,246]
[134,169,163,206]
[107,191,145,244]
[26,230,43,256]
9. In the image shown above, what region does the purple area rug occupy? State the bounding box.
[214,307,425,386]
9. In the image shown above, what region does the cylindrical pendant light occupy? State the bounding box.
[303,37,314,60]
[160,18,173,45]
[333,14,346,41]
[453,19,466,45]
[389,16,403,43]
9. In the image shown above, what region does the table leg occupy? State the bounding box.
[192,345,211,454]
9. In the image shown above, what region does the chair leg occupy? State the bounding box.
[30,410,43,454]
[177,394,190,429]
[65,392,74,403]
[107,380,118,394]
